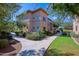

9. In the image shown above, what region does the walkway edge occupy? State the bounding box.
[44,33,61,55]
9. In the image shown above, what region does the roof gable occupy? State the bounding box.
[27,8,48,15]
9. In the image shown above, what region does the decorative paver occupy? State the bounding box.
[14,33,61,56]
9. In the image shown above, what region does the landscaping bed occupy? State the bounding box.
[26,31,55,41]
[0,40,22,56]
[44,35,79,56]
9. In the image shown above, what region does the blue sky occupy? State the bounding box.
[16,3,48,15]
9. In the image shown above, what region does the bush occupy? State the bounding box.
[0,39,9,49]
[39,32,46,39]
[70,32,75,37]
[70,32,79,38]
[0,31,9,39]
[62,30,71,36]
[26,32,46,40]
[22,32,27,37]
[15,32,23,37]
[42,30,54,36]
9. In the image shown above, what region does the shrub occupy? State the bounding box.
[42,30,54,36]
[26,32,39,40]
[70,32,79,38]
[26,32,46,40]
[0,39,9,49]
[15,32,23,37]
[39,32,46,39]
[62,32,67,35]
[62,30,71,36]
[70,32,75,37]
[0,31,9,39]
[22,32,26,37]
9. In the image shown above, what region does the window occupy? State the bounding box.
[31,26,35,32]
[37,17,40,20]
[33,26,35,29]
[37,26,39,29]
[43,17,46,22]
[43,27,46,31]
[32,16,35,19]
[24,16,28,19]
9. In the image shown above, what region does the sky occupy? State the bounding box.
[16,3,48,15]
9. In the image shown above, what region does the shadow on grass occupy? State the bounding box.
[44,48,74,56]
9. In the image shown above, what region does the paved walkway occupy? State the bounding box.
[14,33,61,56]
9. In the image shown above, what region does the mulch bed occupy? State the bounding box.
[0,40,22,56]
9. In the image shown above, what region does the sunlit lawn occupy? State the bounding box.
[45,35,79,56]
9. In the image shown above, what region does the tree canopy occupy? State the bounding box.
[0,21,20,32]
[0,3,20,20]
[48,3,78,27]
[48,3,79,18]
[0,4,21,32]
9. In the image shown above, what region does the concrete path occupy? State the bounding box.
[14,33,61,56]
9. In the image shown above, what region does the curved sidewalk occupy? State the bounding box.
[14,33,61,56]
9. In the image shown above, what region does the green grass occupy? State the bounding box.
[45,35,79,56]
[63,29,72,32]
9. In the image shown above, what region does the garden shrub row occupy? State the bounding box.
[26,32,46,40]
[26,30,55,40]
[0,31,18,49]
[43,30,54,36]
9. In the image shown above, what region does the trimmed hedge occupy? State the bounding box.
[0,39,9,49]
[42,30,54,36]
[26,32,46,40]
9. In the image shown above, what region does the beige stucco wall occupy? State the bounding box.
[73,16,79,34]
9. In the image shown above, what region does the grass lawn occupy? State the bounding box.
[45,35,79,56]
[63,29,72,32]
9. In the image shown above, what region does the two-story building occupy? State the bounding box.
[17,8,54,32]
